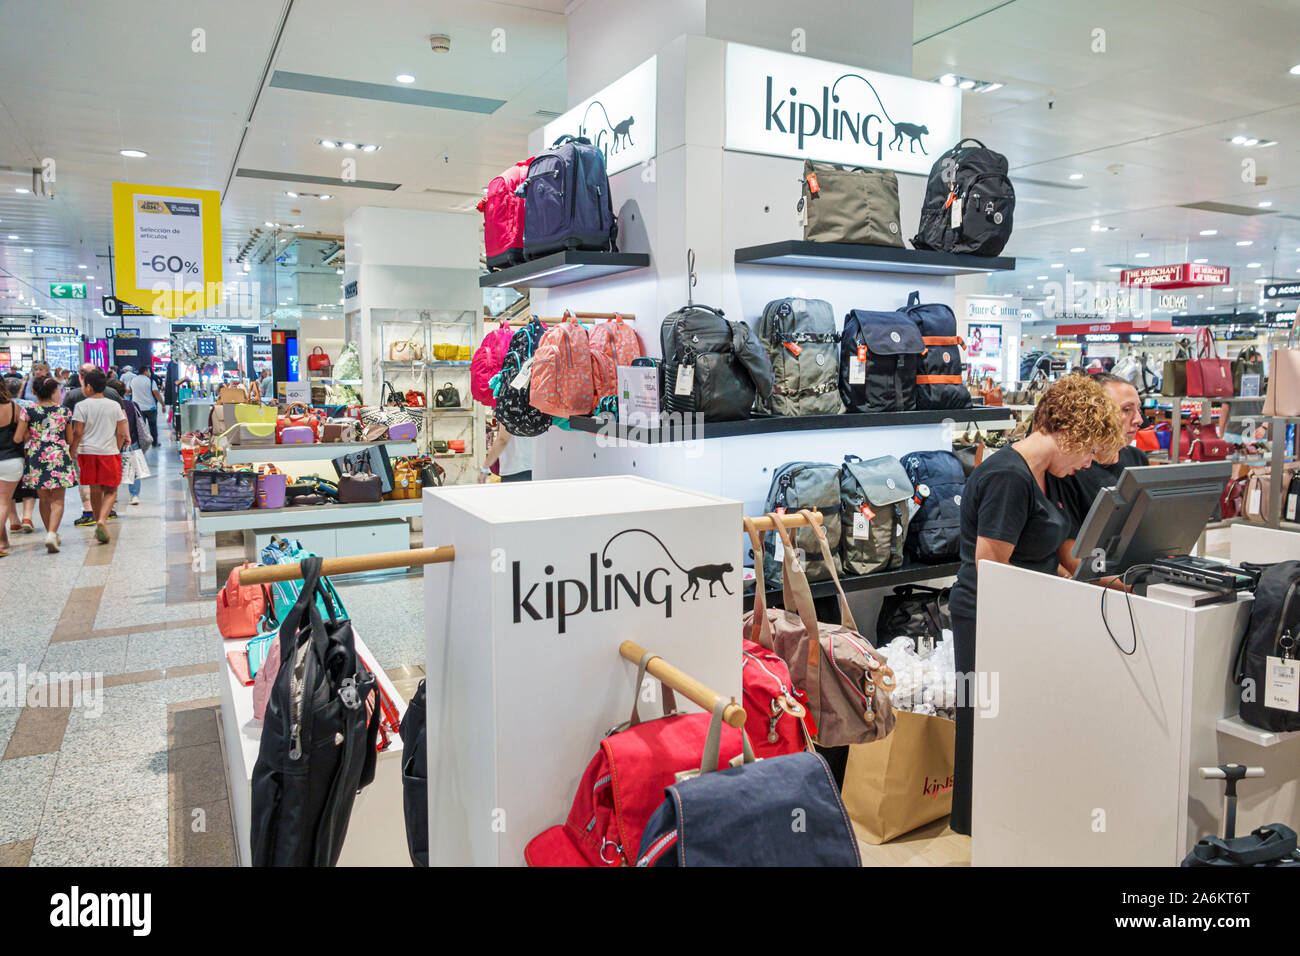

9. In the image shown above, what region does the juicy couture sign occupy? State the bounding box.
[543,56,656,176]
[724,43,961,176]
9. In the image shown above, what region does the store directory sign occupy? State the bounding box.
[111,182,222,319]
[543,56,656,176]
[724,43,961,176]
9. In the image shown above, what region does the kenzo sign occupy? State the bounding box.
[512,528,734,634]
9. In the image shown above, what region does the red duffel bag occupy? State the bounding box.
[1186,327,1233,398]
[525,650,749,867]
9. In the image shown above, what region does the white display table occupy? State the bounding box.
[422,476,741,866]
[217,629,409,867]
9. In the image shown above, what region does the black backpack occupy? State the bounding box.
[897,292,971,410]
[250,557,380,867]
[659,304,773,422]
[913,138,1015,257]
[877,584,952,652]
[494,318,552,437]
[1233,561,1300,733]
[899,450,966,563]
[839,309,925,413]
[400,680,428,867]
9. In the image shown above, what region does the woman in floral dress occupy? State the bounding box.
[22,376,77,553]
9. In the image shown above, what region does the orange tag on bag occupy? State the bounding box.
[861,504,875,521]
[785,341,802,357]
[857,345,867,362]
[775,506,786,514]
[806,172,820,195]
[943,188,956,210]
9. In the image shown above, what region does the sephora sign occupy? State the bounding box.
[724,43,962,176]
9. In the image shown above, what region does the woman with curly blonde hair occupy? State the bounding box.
[946,373,1125,836]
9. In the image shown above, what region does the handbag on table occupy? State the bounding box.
[405,389,427,408]
[431,343,459,361]
[332,445,395,495]
[217,383,249,405]
[1233,347,1264,396]
[322,419,358,443]
[978,377,1003,407]
[742,511,897,748]
[1264,309,1300,417]
[307,346,332,372]
[193,467,257,512]
[434,382,461,408]
[390,337,424,362]
[1186,328,1233,398]
[1177,420,1231,462]
[276,401,320,442]
[338,459,383,504]
[256,466,287,509]
[386,421,418,442]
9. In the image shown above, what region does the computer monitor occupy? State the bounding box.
[1071,462,1233,581]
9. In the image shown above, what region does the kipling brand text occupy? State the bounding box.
[763,73,932,157]
[512,528,734,634]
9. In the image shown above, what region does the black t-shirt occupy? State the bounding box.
[949,446,1070,620]
[1047,446,1150,538]
[62,386,122,411]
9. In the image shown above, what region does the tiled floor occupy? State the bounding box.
[0,429,425,867]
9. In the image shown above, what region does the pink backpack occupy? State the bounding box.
[471,321,516,407]
[477,160,531,270]
[529,316,617,418]
[589,314,644,367]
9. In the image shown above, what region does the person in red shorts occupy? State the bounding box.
[69,369,127,544]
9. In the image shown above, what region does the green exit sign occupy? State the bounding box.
[50,282,87,299]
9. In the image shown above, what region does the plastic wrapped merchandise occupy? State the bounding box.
[882,635,957,721]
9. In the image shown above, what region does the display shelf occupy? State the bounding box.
[222,441,417,464]
[195,497,423,533]
[418,407,474,415]
[432,452,473,460]
[310,377,363,385]
[479,250,651,289]
[1216,714,1300,748]
[380,360,471,369]
[568,407,1009,442]
[743,561,959,607]
[733,241,1015,275]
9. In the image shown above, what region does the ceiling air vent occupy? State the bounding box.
[1013,177,1087,190]
[1178,201,1276,217]
[535,109,563,119]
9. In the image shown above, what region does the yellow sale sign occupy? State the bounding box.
[112,182,222,319]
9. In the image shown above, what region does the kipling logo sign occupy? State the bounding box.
[543,56,656,177]
[762,73,932,157]
[512,528,734,634]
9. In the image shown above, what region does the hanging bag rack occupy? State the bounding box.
[618,639,746,729]
[507,312,636,327]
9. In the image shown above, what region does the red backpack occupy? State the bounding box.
[478,160,531,270]
[216,563,270,639]
[470,321,516,407]
[589,314,644,367]
[529,315,616,418]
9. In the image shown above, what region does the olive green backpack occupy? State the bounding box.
[756,297,844,417]
[840,454,914,576]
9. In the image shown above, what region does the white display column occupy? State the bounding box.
[423,476,741,866]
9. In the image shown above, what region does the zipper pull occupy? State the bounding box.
[289,724,302,760]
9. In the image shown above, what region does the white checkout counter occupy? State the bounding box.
[971,525,1300,866]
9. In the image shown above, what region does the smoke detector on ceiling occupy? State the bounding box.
[429,34,451,53]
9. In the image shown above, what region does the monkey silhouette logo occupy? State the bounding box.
[612,115,635,152]
[602,529,734,600]
[831,74,930,155]
[582,101,636,157]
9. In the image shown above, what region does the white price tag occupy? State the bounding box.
[1288,493,1298,522]
[907,498,920,520]
[918,634,934,656]
[1268,655,1300,712]
[772,535,783,563]
[951,200,963,229]
[674,364,695,396]
[848,357,866,385]
[510,357,533,390]
[1248,486,1262,517]
[1265,656,1300,712]
[853,511,869,539]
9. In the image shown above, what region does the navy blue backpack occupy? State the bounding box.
[897,291,971,411]
[900,449,966,563]
[520,136,618,259]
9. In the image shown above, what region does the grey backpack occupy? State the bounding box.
[756,297,844,418]
[840,455,914,576]
[760,461,842,588]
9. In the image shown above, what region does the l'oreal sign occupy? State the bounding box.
[543,56,656,177]
[724,43,961,176]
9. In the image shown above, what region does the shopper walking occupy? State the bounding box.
[70,369,127,544]
[0,379,29,558]
[64,363,123,527]
[946,374,1125,836]
[127,365,163,446]
[120,389,150,506]
[19,361,50,403]
[21,376,77,553]
[478,427,533,483]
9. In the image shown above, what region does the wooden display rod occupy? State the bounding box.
[507,311,635,326]
[239,545,455,585]
[235,512,816,586]
[619,640,746,728]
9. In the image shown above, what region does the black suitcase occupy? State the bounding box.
[1182,765,1300,867]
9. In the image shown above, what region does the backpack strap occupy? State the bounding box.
[1190,825,1297,866]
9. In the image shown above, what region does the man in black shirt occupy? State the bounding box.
[1048,373,1149,540]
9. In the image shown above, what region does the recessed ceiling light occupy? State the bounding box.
[1199,229,1218,236]
[1194,257,1208,263]
[1135,252,1150,258]
[265,221,275,228]
[1068,173,1083,181]
[318,140,337,149]
[395,73,415,84]
[1248,262,1262,268]
[14,188,28,194]
[1027,284,1034,289]
[95,285,102,289]
[1290,64,1300,75]
[1255,278,1268,284]
[1037,275,1048,280]
[1197,294,1205,299]
[341,142,357,151]
[1244,138,1260,147]
[22,248,31,253]
[77,264,86,269]
[1051,263,1064,268]
[119,148,147,158]
[286,191,298,198]
[1232,135,1248,145]
[319,194,332,200]
[1071,247,1085,253]
[1259,201,1273,208]
[975,82,1003,93]
[6,235,16,240]
[1237,240,1253,246]
[360,144,380,152]
[1110,267,1122,273]
[958,79,976,90]
[939,73,957,87]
